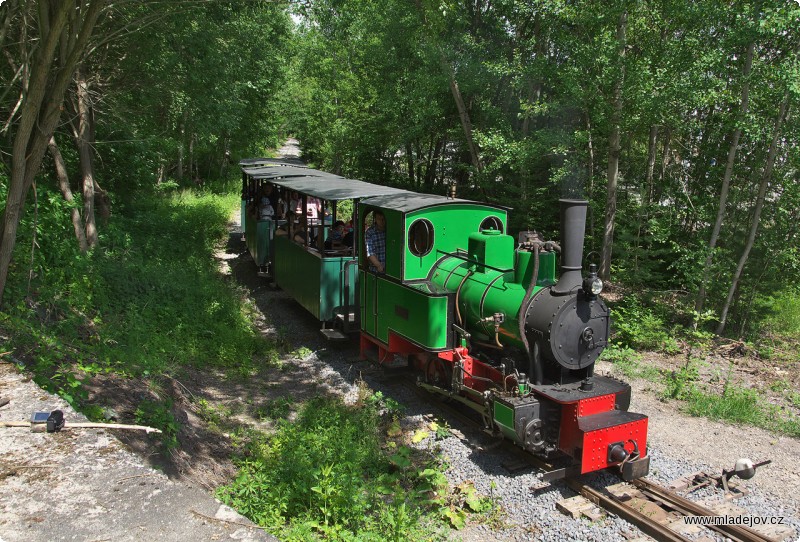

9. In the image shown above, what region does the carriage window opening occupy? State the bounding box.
[480,216,503,233]
[408,219,434,257]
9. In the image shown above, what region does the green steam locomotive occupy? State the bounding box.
[241,159,649,481]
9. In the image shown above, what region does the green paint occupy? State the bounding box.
[274,236,357,321]
[430,249,557,349]
[403,206,508,281]
[359,270,449,349]
[243,213,274,267]
[240,200,247,237]
[468,230,514,272]
[493,402,519,441]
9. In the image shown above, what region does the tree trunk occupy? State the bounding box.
[645,125,659,205]
[75,66,97,248]
[189,132,195,183]
[716,93,790,335]
[405,142,415,186]
[633,124,659,271]
[695,41,754,314]
[48,135,88,252]
[0,0,103,307]
[426,137,443,190]
[442,56,483,175]
[599,9,627,282]
[177,113,186,181]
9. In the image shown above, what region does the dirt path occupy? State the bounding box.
[0,359,276,542]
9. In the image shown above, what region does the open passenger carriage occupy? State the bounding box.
[239,160,406,337]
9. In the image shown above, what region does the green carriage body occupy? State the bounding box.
[272,235,357,320]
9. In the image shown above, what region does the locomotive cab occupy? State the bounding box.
[356,195,510,364]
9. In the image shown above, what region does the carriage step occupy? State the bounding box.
[321,329,349,341]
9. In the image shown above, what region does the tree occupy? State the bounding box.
[599,7,628,282]
[695,40,755,314]
[717,93,792,334]
[0,0,104,306]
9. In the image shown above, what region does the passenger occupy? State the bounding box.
[342,230,354,248]
[289,191,302,219]
[258,185,275,219]
[306,196,323,225]
[325,220,346,250]
[275,190,287,219]
[365,210,386,273]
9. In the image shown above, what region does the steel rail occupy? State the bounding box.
[565,478,692,542]
[632,478,779,542]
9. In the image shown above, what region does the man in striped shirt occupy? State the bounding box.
[365,210,386,273]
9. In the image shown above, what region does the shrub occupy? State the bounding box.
[217,396,449,540]
[610,297,680,353]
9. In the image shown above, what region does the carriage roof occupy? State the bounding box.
[268,176,409,201]
[241,164,340,180]
[239,158,309,168]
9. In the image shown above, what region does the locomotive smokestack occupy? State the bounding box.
[553,199,588,294]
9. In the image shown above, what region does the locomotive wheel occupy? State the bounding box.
[425,358,452,389]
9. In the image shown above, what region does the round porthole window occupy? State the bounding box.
[480,216,504,233]
[408,219,434,257]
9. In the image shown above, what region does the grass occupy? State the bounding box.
[600,346,660,380]
[603,346,800,438]
[684,385,800,437]
[0,186,278,450]
[603,290,800,438]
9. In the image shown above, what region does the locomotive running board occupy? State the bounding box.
[416,381,489,417]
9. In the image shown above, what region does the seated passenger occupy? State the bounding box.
[258,185,276,219]
[325,220,346,250]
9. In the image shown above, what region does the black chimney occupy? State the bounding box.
[553,199,588,294]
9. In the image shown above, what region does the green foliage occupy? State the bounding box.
[1,187,274,430]
[755,289,800,339]
[365,390,405,418]
[93,3,294,194]
[287,0,800,341]
[217,396,453,540]
[663,361,701,400]
[255,396,294,421]
[609,297,680,353]
[135,399,180,449]
[600,346,659,381]
[430,420,452,441]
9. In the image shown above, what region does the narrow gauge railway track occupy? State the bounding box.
[395,373,778,542]
[567,477,779,542]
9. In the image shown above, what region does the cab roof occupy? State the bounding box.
[361,192,507,213]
